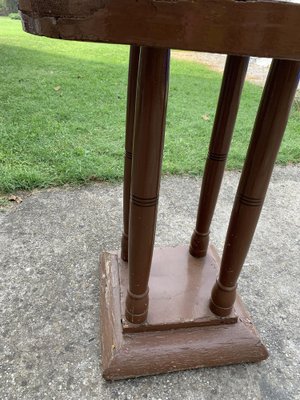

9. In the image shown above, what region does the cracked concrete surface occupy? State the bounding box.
[0,166,299,399]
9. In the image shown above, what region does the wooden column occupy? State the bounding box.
[121,45,140,262]
[190,55,249,258]
[210,59,300,317]
[125,47,170,324]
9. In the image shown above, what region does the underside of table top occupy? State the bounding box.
[19,0,300,60]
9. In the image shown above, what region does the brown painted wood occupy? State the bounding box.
[19,0,297,380]
[100,248,268,381]
[120,246,237,333]
[125,47,170,324]
[210,59,300,317]
[121,45,140,262]
[190,55,249,258]
[19,0,300,60]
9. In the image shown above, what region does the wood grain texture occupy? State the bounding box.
[20,0,300,60]
[100,247,268,381]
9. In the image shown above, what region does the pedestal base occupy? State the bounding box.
[100,245,268,380]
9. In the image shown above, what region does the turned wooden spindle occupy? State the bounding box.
[190,55,249,258]
[125,47,170,324]
[210,59,300,317]
[121,45,140,262]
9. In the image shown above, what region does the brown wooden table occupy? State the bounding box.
[20,0,300,380]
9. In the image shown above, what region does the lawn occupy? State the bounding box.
[0,17,299,193]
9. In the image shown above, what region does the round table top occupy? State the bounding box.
[19,0,300,60]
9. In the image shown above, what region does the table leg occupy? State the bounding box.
[121,45,140,262]
[190,55,249,258]
[210,59,300,317]
[125,47,170,324]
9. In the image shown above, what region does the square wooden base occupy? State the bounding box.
[100,245,268,380]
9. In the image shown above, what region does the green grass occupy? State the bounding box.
[0,17,299,193]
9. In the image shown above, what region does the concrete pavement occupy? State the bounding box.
[1,165,299,399]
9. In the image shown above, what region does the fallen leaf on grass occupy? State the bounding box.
[89,175,100,182]
[201,114,210,121]
[54,86,61,92]
[8,195,23,204]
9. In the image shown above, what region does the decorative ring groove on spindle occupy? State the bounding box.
[125,309,148,318]
[216,280,237,292]
[125,150,132,159]
[208,152,227,162]
[239,194,263,207]
[131,195,158,207]
[127,287,149,300]
[194,230,210,238]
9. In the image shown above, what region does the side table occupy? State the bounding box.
[19,0,300,380]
